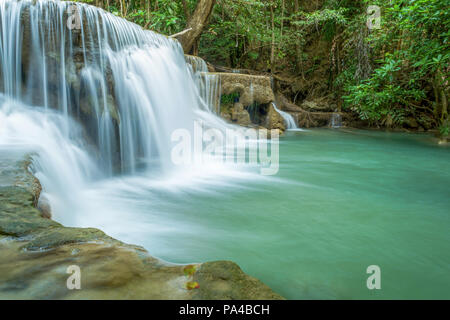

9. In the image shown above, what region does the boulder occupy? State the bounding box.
[37,195,52,219]
[215,73,275,106]
[265,104,286,131]
[199,72,284,130]
[192,261,283,300]
[10,1,120,158]
[231,102,251,126]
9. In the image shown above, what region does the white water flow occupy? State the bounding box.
[330,113,342,128]
[185,54,221,114]
[0,0,265,247]
[272,102,301,130]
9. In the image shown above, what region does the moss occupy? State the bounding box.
[0,186,59,237]
[0,153,283,299]
[22,227,120,251]
[221,92,240,105]
[192,261,284,300]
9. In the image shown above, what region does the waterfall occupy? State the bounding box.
[0,0,229,175]
[330,113,342,128]
[0,93,98,215]
[272,102,300,130]
[185,54,208,73]
[0,0,249,229]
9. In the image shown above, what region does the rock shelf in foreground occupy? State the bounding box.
[0,151,283,300]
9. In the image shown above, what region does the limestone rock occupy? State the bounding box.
[231,103,251,126]
[265,104,286,131]
[192,261,284,300]
[0,153,284,300]
[220,112,232,122]
[37,195,52,219]
[215,73,275,107]
[0,186,59,237]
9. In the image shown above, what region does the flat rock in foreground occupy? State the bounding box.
[0,151,283,300]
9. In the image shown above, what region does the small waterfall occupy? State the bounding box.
[330,113,342,128]
[272,102,299,130]
[185,55,221,114]
[184,55,208,73]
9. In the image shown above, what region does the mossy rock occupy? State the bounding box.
[0,134,283,299]
[0,186,59,237]
[192,261,284,300]
[22,227,120,251]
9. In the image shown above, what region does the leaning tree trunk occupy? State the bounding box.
[177,0,216,54]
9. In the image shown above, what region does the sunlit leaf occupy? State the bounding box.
[185,281,200,290]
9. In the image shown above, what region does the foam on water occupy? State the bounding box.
[0,0,263,236]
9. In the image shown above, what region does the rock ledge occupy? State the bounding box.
[0,152,283,300]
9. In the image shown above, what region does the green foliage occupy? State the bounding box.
[221,92,240,105]
[66,0,186,35]
[293,8,347,28]
[340,0,449,127]
[343,55,425,125]
[69,0,449,130]
[199,0,349,70]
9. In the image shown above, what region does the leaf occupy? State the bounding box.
[185,281,200,290]
[183,265,197,277]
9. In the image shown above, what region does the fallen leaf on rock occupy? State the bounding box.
[185,281,200,290]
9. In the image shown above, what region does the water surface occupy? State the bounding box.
[63,129,450,299]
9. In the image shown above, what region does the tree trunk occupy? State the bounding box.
[293,0,303,76]
[280,0,284,38]
[181,0,191,21]
[177,0,216,54]
[432,70,448,125]
[270,1,275,70]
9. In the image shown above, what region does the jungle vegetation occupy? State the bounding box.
[69,0,449,136]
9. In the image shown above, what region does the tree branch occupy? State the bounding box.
[170,28,193,38]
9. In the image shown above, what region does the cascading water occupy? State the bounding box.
[272,102,300,130]
[0,0,260,241]
[0,0,235,173]
[185,54,221,114]
[0,94,98,216]
[0,0,183,174]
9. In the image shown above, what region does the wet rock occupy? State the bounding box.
[220,112,232,122]
[231,103,251,126]
[265,104,286,131]
[185,55,211,73]
[201,72,285,131]
[0,152,57,237]
[12,1,120,157]
[0,186,59,237]
[21,227,120,252]
[300,99,334,112]
[0,153,284,300]
[192,261,284,300]
[37,196,51,219]
[215,73,275,106]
